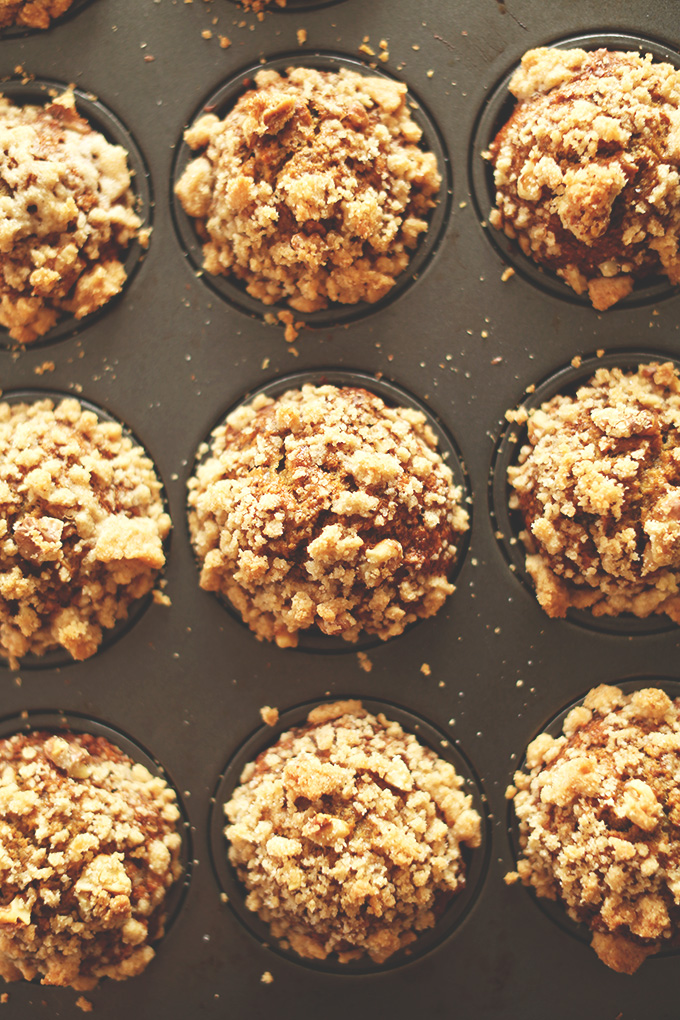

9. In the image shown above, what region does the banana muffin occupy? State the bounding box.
[507,684,680,974]
[0,396,170,667]
[507,361,680,622]
[0,89,143,344]
[175,66,441,314]
[0,729,182,989]
[225,700,481,963]
[486,47,680,310]
[0,0,75,29]
[187,383,468,647]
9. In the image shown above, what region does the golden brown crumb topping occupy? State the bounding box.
[507,684,680,974]
[187,384,468,647]
[508,362,680,622]
[175,67,440,313]
[487,48,680,310]
[225,700,481,963]
[0,0,75,29]
[0,396,170,667]
[0,730,182,989]
[0,90,142,344]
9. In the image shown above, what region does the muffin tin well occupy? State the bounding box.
[1,0,680,1018]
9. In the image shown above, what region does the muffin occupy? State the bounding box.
[507,361,680,622]
[0,0,75,29]
[187,383,468,647]
[0,89,144,344]
[507,684,680,974]
[486,47,680,310]
[0,396,170,667]
[175,66,441,314]
[0,729,182,988]
[225,700,482,963]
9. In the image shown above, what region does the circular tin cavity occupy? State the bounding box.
[171,52,451,330]
[469,33,680,310]
[210,697,490,974]
[0,0,93,37]
[0,78,151,350]
[490,349,680,636]
[187,369,472,654]
[0,708,192,945]
[0,388,171,670]
[506,676,680,957]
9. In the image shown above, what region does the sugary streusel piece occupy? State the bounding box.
[508,684,680,974]
[0,90,142,344]
[225,701,481,963]
[508,362,680,622]
[0,396,170,667]
[0,0,75,28]
[487,48,680,309]
[0,731,182,989]
[187,384,468,647]
[175,66,440,313]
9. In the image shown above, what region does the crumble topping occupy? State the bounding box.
[508,362,680,622]
[0,89,142,344]
[507,684,680,974]
[175,66,441,314]
[187,384,468,647]
[225,700,481,963]
[486,47,680,310]
[0,730,182,989]
[0,396,170,667]
[0,0,75,28]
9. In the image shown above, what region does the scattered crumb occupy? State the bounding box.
[260,706,279,726]
[420,662,432,676]
[201,28,212,38]
[76,998,93,1014]
[152,589,172,607]
[296,28,306,45]
[260,971,274,985]
[33,360,55,375]
[501,266,515,282]
[571,354,582,368]
[357,651,373,673]
[219,35,231,49]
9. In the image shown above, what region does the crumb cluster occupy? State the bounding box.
[0,90,143,344]
[0,730,182,989]
[175,67,440,314]
[487,48,680,310]
[188,384,468,647]
[508,362,680,622]
[225,700,481,963]
[0,396,170,667]
[0,0,75,29]
[507,684,680,974]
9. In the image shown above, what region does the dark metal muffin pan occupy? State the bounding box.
[1,1,679,1018]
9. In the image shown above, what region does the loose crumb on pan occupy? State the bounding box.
[187,384,468,647]
[486,47,680,310]
[0,396,170,667]
[260,706,279,726]
[0,730,182,989]
[175,67,441,314]
[508,362,680,622]
[260,970,274,984]
[0,0,75,29]
[75,998,93,1013]
[507,684,680,974]
[356,651,372,673]
[224,700,481,963]
[0,89,143,344]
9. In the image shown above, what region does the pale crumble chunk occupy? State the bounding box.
[0,730,182,989]
[175,67,441,314]
[0,89,143,344]
[487,48,680,309]
[187,384,468,647]
[508,684,680,974]
[508,362,680,622]
[0,396,170,667]
[260,706,279,726]
[0,0,75,29]
[225,700,481,963]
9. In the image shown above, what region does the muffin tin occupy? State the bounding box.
[1,0,680,1017]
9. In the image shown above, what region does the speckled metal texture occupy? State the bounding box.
[0,1,679,1018]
